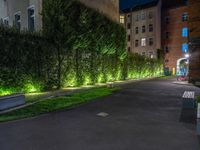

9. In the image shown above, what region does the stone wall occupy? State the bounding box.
[79,0,119,22]
[188,0,200,82]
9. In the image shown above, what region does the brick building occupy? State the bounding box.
[188,0,200,82]
[162,2,189,75]
[0,0,119,31]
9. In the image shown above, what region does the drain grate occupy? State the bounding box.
[97,112,109,117]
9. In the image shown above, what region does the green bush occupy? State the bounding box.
[0,0,163,96]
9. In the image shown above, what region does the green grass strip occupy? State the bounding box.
[0,87,119,123]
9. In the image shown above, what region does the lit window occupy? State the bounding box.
[14,12,21,30]
[142,25,146,33]
[182,43,188,53]
[182,27,188,37]
[182,13,188,22]
[149,38,153,46]
[149,24,153,32]
[141,38,146,46]
[28,7,35,30]
[120,15,125,24]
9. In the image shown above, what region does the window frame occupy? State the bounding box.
[27,5,35,31]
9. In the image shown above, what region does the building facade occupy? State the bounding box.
[122,0,162,58]
[162,4,189,75]
[188,0,200,82]
[0,0,119,31]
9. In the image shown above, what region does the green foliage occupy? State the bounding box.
[0,0,163,96]
[0,87,119,122]
[197,96,200,104]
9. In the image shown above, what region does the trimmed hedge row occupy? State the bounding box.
[0,0,163,96]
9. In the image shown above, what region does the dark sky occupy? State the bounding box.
[120,0,187,10]
[120,0,157,10]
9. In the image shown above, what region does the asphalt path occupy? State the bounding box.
[0,78,200,150]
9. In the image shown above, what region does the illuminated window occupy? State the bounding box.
[141,38,146,46]
[120,15,125,24]
[182,27,188,37]
[182,43,188,53]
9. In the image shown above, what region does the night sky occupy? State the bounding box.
[120,0,157,10]
[120,0,187,10]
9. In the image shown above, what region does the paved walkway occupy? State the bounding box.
[0,78,200,150]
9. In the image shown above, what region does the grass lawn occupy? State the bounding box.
[0,87,119,123]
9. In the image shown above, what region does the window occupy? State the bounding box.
[128,35,131,41]
[135,27,139,34]
[149,38,153,46]
[182,27,188,37]
[149,24,153,32]
[3,17,9,26]
[165,32,170,39]
[14,12,21,30]
[142,52,146,56]
[149,12,153,19]
[165,16,170,24]
[136,14,140,21]
[141,12,145,20]
[142,25,146,33]
[165,59,169,63]
[141,38,146,46]
[127,23,131,29]
[135,40,139,47]
[182,13,188,22]
[120,15,125,24]
[149,52,154,58]
[28,7,35,30]
[128,47,131,52]
[182,43,188,53]
[165,46,169,53]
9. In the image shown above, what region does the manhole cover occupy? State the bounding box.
[97,112,109,117]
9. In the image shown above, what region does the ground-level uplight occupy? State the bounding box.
[185,53,190,58]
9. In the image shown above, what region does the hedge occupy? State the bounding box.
[0,0,163,96]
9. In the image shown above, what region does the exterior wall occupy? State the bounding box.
[0,0,119,31]
[188,0,200,82]
[124,1,161,58]
[79,0,119,22]
[0,0,42,31]
[162,5,188,74]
